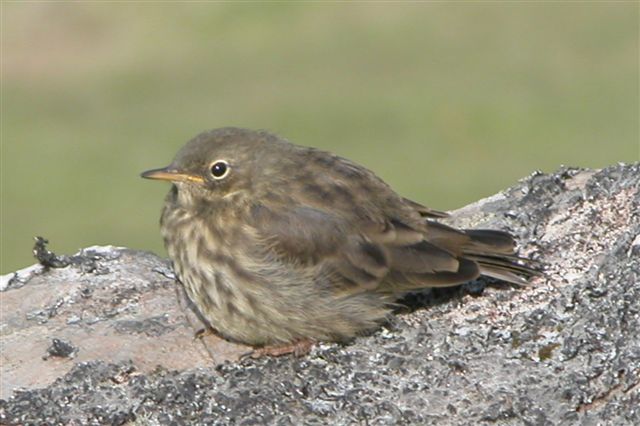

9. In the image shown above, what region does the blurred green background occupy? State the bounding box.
[2,3,638,273]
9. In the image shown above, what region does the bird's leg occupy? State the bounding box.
[194,326,223,340]
[246,339,315,358]
[194,327,210,339]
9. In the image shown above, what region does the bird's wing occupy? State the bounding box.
[247,203,389,294]
[246,146,535,294]
[246,201,478,296]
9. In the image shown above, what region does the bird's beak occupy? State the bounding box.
[141,167,205,184]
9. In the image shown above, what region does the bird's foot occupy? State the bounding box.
[244,339,315,359]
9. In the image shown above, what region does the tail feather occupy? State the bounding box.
[398,219,541,288]
[477,267,532,286]
[464,253,540,276]
[463,229,516,254]
[460,228,540,285]
[457,226,540,284]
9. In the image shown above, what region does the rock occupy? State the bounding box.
[1,164,638,425]
[0,245,249,402]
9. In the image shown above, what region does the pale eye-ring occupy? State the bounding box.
[209,160,230,179]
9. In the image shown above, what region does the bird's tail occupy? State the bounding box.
[460,229,541,285]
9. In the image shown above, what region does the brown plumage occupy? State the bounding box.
[142,127,537,351]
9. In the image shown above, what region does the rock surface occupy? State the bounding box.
[1,164,638,425]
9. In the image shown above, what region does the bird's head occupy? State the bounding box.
[142,127,281,205]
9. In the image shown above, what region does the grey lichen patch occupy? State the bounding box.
[113,315,175,337]
[26,297,66,324]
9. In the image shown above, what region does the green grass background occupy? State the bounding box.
[2,2,638,273]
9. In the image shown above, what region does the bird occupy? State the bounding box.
[142,127,537,356]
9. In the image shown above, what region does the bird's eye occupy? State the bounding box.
[209,160,230,179]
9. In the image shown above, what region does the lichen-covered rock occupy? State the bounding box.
[0,245,248,401]
[1,164,638,425]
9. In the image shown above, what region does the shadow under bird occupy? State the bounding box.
[142,127,537,356]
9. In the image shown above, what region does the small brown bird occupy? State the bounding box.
[142,127,536,356]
